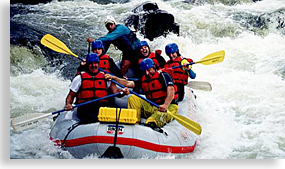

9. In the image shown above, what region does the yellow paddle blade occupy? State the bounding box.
[195,50,225,65]
[167,111,202,135]
[41,34,79,58]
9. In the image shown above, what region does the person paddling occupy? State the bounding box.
[164,43,196,102]
[105,58,178,128]
[65,53,128,123]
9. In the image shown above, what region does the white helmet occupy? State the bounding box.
[105,15,116,25]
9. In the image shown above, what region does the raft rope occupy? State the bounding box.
[61,123,80,149]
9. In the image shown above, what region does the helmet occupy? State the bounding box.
[139,40,149,49]
[86,53,99,63]
[140,58,154,71]
[92,40,104,51]
[105,15,116,25]
[165,43,179,55]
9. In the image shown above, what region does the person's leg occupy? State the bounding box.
[145,104,178,128]
[121,59,131,77]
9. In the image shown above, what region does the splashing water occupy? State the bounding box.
[10,0,285,159]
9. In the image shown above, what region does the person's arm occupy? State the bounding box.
[181,58,196,79]
[158,72,175,112]
[105,74,135,88]
[65,75,81,110]
[158,86,175,112]
[98,25,129,42]
[109,83,130,97]
[65,90,77,111]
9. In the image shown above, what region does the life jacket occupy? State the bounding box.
[99,54,111,73]
[138,50,161,69]
[76,72,108,104]
[165,57,192,85]
[141,71,178,105]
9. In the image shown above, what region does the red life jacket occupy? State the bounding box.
[76,72,108,104]
[99,54,111,73]
[141,71,178,105]
[165,57,192,85]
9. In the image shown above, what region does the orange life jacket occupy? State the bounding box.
[76,72,108,104]
[141,71,178,105]
[99,54,111,73]
[164,57,192,85]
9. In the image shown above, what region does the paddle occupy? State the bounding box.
[41,34,138,81]
[40,34,202,135]
[101,108,124,159]
[170,50,225,69]
[187,81,212,91]
[11,92,122,132]
[41,34,85,61]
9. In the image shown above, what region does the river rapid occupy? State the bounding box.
[9,0,285,159]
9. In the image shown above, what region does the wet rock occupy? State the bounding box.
[125,2,179,41]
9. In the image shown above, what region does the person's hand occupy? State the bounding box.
[182,63,191,70]
[121,87,130,95]
[105,73,115,81]
[158,103,168,112]
[87,37,94,43]
[80,58,86,66]
[181,59,191,71]
[65,103,73,111]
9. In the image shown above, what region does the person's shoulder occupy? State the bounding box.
[116,24,130,31]
[71,74,82,83]
[158,72,174,86]
[116,24,126,28]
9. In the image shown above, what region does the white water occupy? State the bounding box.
[9,0,285,159]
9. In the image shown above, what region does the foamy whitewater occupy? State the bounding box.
[10,0,285,159]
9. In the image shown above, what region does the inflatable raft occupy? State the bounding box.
[49,87,199,159]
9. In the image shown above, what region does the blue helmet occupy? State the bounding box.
[165,43,179,55]
[139,40,149,49]
[92,40,104,51]
[86,53,99,63]
[140,58,154,71]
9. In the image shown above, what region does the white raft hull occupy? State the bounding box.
[50,88,198,159]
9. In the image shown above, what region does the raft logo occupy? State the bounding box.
[106,125,124,134]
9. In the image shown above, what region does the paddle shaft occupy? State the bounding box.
[12,92,122,128]
[170,50,225,69]
[109,79,159,107]
[52,92,123,115]
[170,62,194,69]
